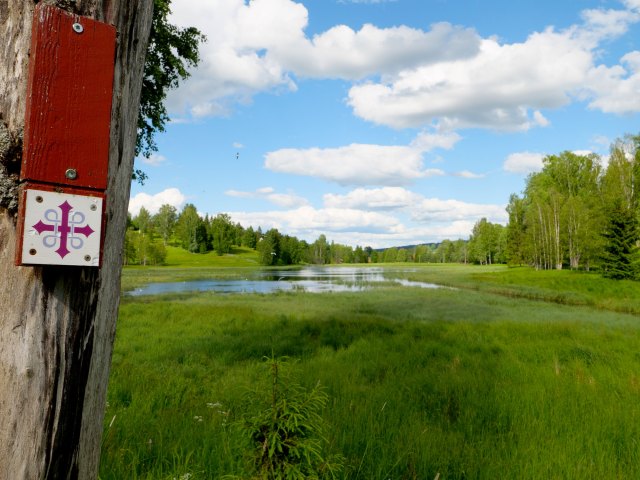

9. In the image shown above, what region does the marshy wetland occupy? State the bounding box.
[101,252,640,479]
[126,266,443,295]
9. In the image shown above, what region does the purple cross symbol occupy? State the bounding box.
[32,200,95,259]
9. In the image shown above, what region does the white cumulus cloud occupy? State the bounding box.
[264,131,457,186]
[324,187,506,224]
[323,187,422,210]
[347,4,640,130]
[139,153,167,167]
[225,187,309,208]
[347,30,592,130]
[129,188,187,216]
[229,206,401,236]
[572,150,594,157]
[410,131,462,151]
[274,22,479,80]
[580,7,640,41]
[228,203,501,247]
[503,152,546,175]
[167,0,640,125]
[453,170,485,179]
[585,51,640,114]
[411,198,507,224]
[265,144,445,186]
[166,0,480,119]
[166,0,301,117]
[224,185,507,246]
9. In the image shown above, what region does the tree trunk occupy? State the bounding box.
[553,199,562,270]
[0,1,152,478]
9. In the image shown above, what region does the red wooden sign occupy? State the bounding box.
[16,5,116,267]
[21,4,116,191]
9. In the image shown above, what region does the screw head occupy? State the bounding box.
[29,249,37,256]
[72,23,84,34]
[65,168,78,180]
[90,204,97,211]
[84,255,91,262]
[35,196,43,203]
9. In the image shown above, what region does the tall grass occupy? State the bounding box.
[385,264,640,314]
[101,279,640,479]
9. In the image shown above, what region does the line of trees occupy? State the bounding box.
[126,133,638,276]
[125,203,260,265]
[125,203,508,267]
[373,225,506,265]
[505,134,640,278]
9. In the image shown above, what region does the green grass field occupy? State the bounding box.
[121,246,260,291]
[101,257,640,479]
[391,263,640,315]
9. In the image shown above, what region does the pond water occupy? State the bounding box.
[126,266,443,296]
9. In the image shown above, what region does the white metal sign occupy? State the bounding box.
[20,188,103,267]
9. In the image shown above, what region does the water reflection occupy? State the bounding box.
[394,278,441,289]
[257,266,387,283]
[127,266,441,296]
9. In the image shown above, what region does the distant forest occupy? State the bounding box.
[125,204,505,267]
[126,134,639,279]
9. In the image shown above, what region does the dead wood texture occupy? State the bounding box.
[0,0,153,478]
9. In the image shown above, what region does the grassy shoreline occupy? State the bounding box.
[122,249,640,315]
[105,252,640,478]
[121,246,261,291]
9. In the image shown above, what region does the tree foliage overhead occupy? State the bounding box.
[135,0,205,165]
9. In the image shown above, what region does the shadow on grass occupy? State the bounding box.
[163,315,399,365]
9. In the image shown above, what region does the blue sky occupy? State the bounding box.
[129,0,640,248]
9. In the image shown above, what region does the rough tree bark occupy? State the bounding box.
[0,0,153,478]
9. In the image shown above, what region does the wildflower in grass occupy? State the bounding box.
[172,474,192,480]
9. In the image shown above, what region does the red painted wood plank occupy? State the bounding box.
[21,4,116,190]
